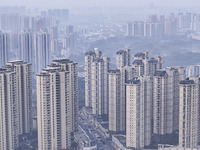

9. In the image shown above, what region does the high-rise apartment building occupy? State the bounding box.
[108,49,132,132]
[34,31,51,73]
[19,31,33,64]
[148,56,163,76]
[85,48,110,117]
[62,25,76,52]
[153,67,184,135]
[0,61,32,150]
[65,25,73,35]
[47,26,58,40]
[50,60,78,132]
[0,68,18,150]
[108,69,125,132]
[126,76,152,148]
[116,49,131,69]
[179,77,200,148]
[153,70,173,135]
[170,67,185,131]
[37,59,78,150]
[91,56,110,116]
[0,31,10,67]
[133,51,163,77]
[3,61,32,135]
[85,50,98,107]
[185,65,200,78]
[62,34,75,51]
[133,52,149,76]
[127,22,133,36]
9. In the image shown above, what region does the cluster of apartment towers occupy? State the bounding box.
[85,48,200,149]
[0,59,78,150]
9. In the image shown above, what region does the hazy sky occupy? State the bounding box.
[0,0,199,9]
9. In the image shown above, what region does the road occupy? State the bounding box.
[79,111,116,150]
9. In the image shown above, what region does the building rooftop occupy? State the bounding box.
[180,78,195,84]
[154,70,167,77]
[0,68,7,73]
[126,78,140,84]
[109,69,120,73]
[45,67,67,73]
[116,50,126,55]
[36,72,50,76]
[7,60,26,64]
[52,59,74,64]
[0,68,7,71]
[134,52,148,59]
[85,51,95,56]
[132,59,143,65]
[148,57,159,63]
[47,64,60,68]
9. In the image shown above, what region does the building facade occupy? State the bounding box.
[85,49,101,107]
[3,61,32,135]
[19,31,33,64]
[0,31,9,67]
[126,76,152,148]
[0,68,18,150]
[116,49,131,69]
[0,61,32,150]
[108,69,125,132]
[85,48,110,117]
[34,31,51,73]
[153,67,184,135]
[37,59,78,150]
[179,77,200,148]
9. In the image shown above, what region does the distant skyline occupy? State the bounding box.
[0,0,199,9]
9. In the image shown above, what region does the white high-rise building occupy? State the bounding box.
[132,51,163,76]
[116,49,130,69]
[153,70,173,135]
[19,31,33,64]
[37,59,78,150]
[62,34,75,51]
[85,50,98,107]
[127,22,133,36]
[85,48,110,117]
[47,26,58,40]
[185,65,200,78]
[34,31,51,73]
[0,68,18,150]
[179,77,200,148]
[153,67,184,135]
[62,25,75,52]
[91,56,110,116]
[126,76,152,149]
[65,25,73,35]
[0,31,9,67]
[3,61,32,135]
[108,49,134,132]
[148,56,163,76]
[108,69,126,132]
[170,67,185,131]
[50,60,79,132]
[108,49,131,131]
[133,52,149,76]
[0,61,32,150]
